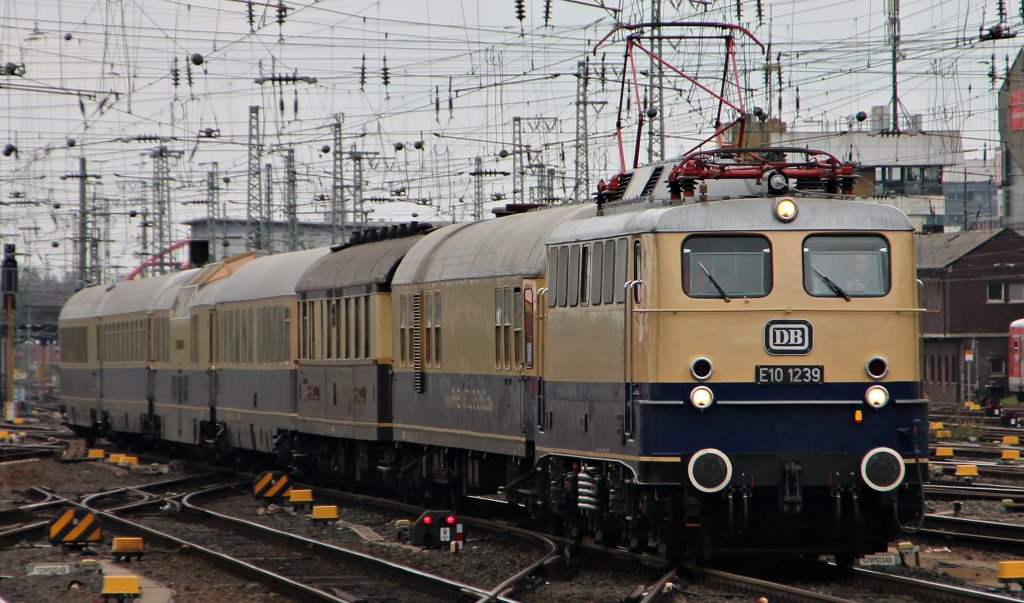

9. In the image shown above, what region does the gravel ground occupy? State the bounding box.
[202,489,539,591]
[0,457,294,603]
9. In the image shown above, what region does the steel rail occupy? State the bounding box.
[921,514,1024,544]
[181,482,484,602]
[850,567,1023,603]
[683,565,861,603]
[82,481,347,603]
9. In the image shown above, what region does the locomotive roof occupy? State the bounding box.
[193,247,329,305]
[547,197,914,244]
[393,205,595,284]
[58,269,199,320]
[296,235,426,294]
[58,283,111,320]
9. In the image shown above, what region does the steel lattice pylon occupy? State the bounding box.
[330,115,345,244]
[246,105,263,250]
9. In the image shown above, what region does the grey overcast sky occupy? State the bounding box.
[0,0,1017,278]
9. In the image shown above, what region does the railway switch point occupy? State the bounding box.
[1005,436,1021,446]
[288,488,314,512]
[111,537,144,562]
[934,447,954,458]
[935,429,953,439]
[252,471,292,501]
[87,449,105,459]
[107,454,124,465]
[100,574,140,602]
[1002,449,1021,462]
[929,422,944,430]
[311,505,338,520]
[48,508,102,547]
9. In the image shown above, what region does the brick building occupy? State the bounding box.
[916,228,1024,403]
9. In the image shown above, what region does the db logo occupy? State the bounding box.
[765,320,812,355]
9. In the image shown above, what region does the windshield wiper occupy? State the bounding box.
[698,261,731,302]
[811,265,851,301]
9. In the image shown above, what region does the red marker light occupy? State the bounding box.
[446,515,456,525]
[423,515,433,525]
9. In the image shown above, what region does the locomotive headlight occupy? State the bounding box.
[865,384,890,409]
[860,447,905,492]
[865,356,889,380]
[690,385,714,410]
[690,357,713,381]
[774,197,798,222]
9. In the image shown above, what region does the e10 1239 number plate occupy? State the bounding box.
[755,365,824,385]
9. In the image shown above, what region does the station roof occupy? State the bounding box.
[915,229,1008,270]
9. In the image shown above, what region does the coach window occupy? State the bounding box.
[425,293,433,366]
[614,238,628,303]
[495,289,503,368]
[433,291,442,367]
[557,246,569,307]
[682,236,772,298]
[591,242,603,304]
[399,295,407,366]
[603,241,615,304]
[547,248,558,308]
[633,240,643,303]
[326,300,335,359]
[579,245,590,306]
[569,245,581,306]
[803,235,889,298]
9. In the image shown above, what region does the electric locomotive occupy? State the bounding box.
[57,20,926,565]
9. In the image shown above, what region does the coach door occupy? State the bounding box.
[522,279,541,440]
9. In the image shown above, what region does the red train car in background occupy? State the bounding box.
[1009,318,1024,401]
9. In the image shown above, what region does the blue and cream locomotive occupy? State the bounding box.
[59,146,926,561]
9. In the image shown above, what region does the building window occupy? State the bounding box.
[991,358,1007,376]
[1009,283,1024,303]
[988,282,1005,303]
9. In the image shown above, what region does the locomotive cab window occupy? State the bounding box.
[682,236,771,298]
[803,235,890,298]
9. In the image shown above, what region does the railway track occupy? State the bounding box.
[88,482,508,603]
[0,474,205,547]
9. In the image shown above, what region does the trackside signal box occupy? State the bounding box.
[410,510,463,548]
